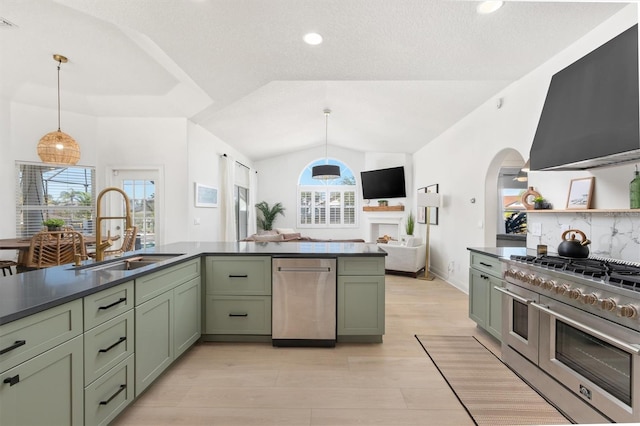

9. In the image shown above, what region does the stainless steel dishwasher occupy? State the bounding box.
[272,257,336,347]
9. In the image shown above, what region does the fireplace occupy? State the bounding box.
[368,216,403,242]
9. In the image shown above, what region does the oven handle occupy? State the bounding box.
[529,302,640,355]
[493,286,534,304]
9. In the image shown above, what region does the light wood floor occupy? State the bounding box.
[114,274,501,425]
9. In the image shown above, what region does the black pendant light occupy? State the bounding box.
[312,109,341,180]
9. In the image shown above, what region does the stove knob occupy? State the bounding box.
[508,269,518,278]
[526,274,536,284]
[543,280,556,291]
[532,277,544,287]
[600,298,617,312]
[619,304,638,319]
[582,293,599,305]
[516,271,526,281]
[554,283,570,295]
[569,288,583,300]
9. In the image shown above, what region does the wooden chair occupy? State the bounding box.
[25,230,87,269]
[88,226,138,259]
[0,260,18,276]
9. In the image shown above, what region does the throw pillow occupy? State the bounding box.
[274,228,296,235]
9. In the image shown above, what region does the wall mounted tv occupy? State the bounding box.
[361,166,406,200]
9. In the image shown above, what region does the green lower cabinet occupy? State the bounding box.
[84,354,135,426]
[337,275,385,336]
[468,268,488,327]
[205,296,272,335]
[0,335,84,425]
[135,290,173,397]
[174,277,202,357]
[468,267,503,340]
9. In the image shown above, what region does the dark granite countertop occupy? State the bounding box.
[467,246,534,259]
[0,241,385,325]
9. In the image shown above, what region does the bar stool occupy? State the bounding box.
[0,260,17,276]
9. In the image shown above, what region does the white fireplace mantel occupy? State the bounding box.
[367,214,404,242]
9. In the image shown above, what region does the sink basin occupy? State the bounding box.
[73,254,183,272]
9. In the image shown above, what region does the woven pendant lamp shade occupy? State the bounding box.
[37,130,80,165]
[37,54,80,165]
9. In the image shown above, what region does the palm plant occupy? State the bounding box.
[255,201,285,231]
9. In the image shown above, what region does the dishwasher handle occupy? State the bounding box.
[277,266,331,273]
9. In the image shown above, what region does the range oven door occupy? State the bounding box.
[496,282,539,365]
[533,296,640,423]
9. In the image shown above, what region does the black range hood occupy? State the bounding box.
[530,24,639,171]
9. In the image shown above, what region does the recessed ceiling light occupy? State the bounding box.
[477,1,504,15]
[303,33,323,45]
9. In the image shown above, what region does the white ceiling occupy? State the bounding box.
[0,0,627,160]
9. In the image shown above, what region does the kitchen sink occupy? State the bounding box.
[72,254,183,272]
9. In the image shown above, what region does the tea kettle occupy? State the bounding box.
[557,229,591,258]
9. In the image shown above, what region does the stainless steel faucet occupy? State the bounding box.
[95,187,132,262]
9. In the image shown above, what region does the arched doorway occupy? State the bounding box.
[484,149,527,246]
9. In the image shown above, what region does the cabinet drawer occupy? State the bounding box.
[470,252,502,278]
[84,310,134,385]
[0,299,82,373]
[206,256,271,295]
[205,296,272,335]
[338,257,385,276]
[136,259,200,305]
[84,281,134,330]
[84,354,134,426]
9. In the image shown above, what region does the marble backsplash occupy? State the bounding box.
[526,211,640,262]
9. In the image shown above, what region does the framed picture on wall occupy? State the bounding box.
[566,177,594,209]
[417,184,439,225]
[195,183,218,207]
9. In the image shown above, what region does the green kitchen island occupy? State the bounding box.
[0,241,386,425]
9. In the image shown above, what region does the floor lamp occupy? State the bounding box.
[417,192,441,281]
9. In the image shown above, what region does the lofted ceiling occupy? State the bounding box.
[0,0,627,160]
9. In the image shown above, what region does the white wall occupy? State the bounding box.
[186,122,253,242]
[413,4,638,293]
[0,101,252,248]
[255,146,416,240]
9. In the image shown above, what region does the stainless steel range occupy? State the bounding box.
[498,254,640,424]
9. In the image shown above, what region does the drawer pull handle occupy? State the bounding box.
[3,375,19,386]
[229,274,248,278]
[99,337,127,353]
[99,297,127,310]
[229,313,248,317]
[479,262,493,268]
[0,340,26,355]
[99,384,126,405]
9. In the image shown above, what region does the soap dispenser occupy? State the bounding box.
[630,165,640,209]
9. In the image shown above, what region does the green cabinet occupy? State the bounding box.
[204,256,272,337]
[0,335,84,425]
[174,276,202,358]
[134,258,201,396]
[468,251,503,341]
[0,300,83,426]
[337,257,385,341]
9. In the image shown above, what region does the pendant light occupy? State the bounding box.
[312,109,341,180]
[37,54,81,165]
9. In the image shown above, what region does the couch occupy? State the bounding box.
[377,236,426,278]
[241,228,365,243]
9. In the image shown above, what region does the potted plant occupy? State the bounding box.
[405,212,415,236]
[533,196,551,210]
[43,218,65,231]
[378,200,388,207]
[255,201,286,231]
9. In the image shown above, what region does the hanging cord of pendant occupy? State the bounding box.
[57,59,62,131]
[324,109,331,165]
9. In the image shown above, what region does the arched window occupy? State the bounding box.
[298,159,357,228]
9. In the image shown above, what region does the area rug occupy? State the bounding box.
[415,335,570,426]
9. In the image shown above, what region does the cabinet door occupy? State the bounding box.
[337,275,385,336]
[174,277,201,358]
[84,354,134,426]
[135,291,173,397]
[0,335,83,425]
[468,268,488,328]
[487,279,503,341]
